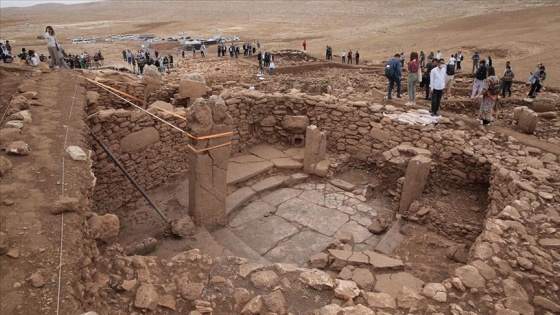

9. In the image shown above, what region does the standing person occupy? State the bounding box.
[5,40,12,56]
[347,50,353,64]
[303,39,307,51]
[449,54,456,68]
[406,52,420,106]
[436,50,442,60]
[122,50,126,61]
[325,45,329,59]
[528,65,546,98]
[445,58,456,97]
[488,56,493,67]
[423,59,438,100]
[355,50,360,65]
[420,51,425,67]
[37,26,68,69]
[456,51,463,71]
[471,60,487,98]
[400,52,405,67]
[429,58,446,117]
[386,53,402,100]
[475,66,500,125]
[472,51,480,73]
[269,60,276,75]
[200,44,206,57]
[341,50,346,63]
[428,51,434,64]
[501,65,514,98]
[182,50,185,58]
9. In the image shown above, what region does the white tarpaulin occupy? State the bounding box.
[383,109,442,125]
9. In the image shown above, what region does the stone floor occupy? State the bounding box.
[215,180,394,266]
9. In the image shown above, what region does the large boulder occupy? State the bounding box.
[516,107,538,134]
[282,115,309,134]
[142,65,162,85]
[179,73,207,105]
[119,127,160,152]
[88,213,120,243]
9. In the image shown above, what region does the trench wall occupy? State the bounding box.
[88,109,190,213]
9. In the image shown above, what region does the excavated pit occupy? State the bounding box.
[77,59,560,314]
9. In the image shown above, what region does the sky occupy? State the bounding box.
[0,0,101,8]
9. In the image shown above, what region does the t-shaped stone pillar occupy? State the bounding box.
[399,155,432,213]
[186,96,233,230]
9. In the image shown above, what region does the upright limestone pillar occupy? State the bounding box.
[303,125,327,175]
[186,96,232,230]
[399,155,432,213]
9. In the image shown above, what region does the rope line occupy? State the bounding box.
[56,73,80,315]
[0,72,32,125]
[83,76,234,142]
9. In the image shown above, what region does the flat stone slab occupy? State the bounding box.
[375,219,406,255]
[276,198,349,236]
[270,157,303,170]
[251,176,288,193]
[374,272,425,298]
[249,145,288,160]
[231,215,299,255]
[227,159,274,185]
[336,221,372,243]
[212,228,270,264]
[284,148,305,161]
[364,250,404,271]
[264,231,332,266]
[229,200,276,228]
[230,154,266,163]
[261,188,302,207]
[299,190,325,206]
[330,179,356,191]
[226,187,257,214]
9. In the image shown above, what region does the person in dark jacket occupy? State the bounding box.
[386,53,402,99]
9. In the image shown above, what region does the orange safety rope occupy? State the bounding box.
[84,77,146,105]
[82,76,234,143]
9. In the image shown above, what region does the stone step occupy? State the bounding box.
[226,186,257,214]
[211,227,270,265]
[374,218,406,255]
[227,155,274,186]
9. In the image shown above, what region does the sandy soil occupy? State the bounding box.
[1,0,559,86]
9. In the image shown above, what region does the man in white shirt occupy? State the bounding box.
[436,50,442,60]
[429,58,447,117]
[269,61,276,75]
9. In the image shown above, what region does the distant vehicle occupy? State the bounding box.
[184,40,202,51]
[72,38,97,44]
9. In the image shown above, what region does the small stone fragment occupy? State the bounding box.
[28,272,45,288]
[134,283,159,311]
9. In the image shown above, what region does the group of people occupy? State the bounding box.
[0,40,14,63]
[216,44,241,58]
[341,50,360,65]
[386,50,549,126]
[257,51,275,75]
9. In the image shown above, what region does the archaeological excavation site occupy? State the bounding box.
[1,50,560,315]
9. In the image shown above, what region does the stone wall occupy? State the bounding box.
[83,73,178,111]
[88,108,190,213]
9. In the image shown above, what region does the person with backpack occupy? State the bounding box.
[474,66,500,125]
[471,59,487,98]
[501,65,514,98]
[386,53,402,100]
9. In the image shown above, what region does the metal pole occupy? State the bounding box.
[87,126,169,223]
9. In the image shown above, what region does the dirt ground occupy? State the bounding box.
[1,0,559,86]
[1,1,560,314]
